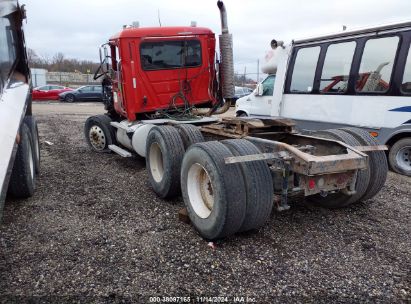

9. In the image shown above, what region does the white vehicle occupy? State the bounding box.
[236,22,411,176]
[0,1,40,219]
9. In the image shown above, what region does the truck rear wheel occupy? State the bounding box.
[222,139,273,232]
[146,126,185,198]
[8,123,36,198]
[309,129,370,208]
[388,138,411,177]
[174,124,204,149]
[181,141,247,240]
[340,127,388,198]
[84,115,116,153]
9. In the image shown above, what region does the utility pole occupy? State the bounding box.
[257,59,260,83]
[243,66,246,86]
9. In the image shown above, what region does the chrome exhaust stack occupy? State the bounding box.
[217,0,235,102]
[193,1,234,116]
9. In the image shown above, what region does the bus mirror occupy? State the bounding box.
[255,83,264,96]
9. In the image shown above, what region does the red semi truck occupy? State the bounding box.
[85,1,388,240]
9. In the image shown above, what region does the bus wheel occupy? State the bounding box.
[84,115,116,153]
[174,124,204,150]
[146,126,184,198]
[388,138,411,177]
[181,141,247,240]
[309,129,370,208]
[8,123,36,198]
[340,127,388,198]
[222,139,273,232]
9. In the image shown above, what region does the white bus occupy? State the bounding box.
[236,21,411,176]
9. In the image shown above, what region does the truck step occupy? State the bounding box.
[108,144,132,157]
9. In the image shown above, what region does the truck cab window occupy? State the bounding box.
[320,41,355,93]
[290,46,320,93]
[356,36,399,93]
[401,45,411,94]
[262,75,275,96]
[140,40,201,71]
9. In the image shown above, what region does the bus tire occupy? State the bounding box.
[84,115,116,153]
[222,139,273,232]
[388,137,411,177]
[309,129,370,208]
[174,124,204,150]
[23,116,40,175]
[181,141,247,240]
[8,123,36,198]
[146,126,185,198]
[340,127,388,198]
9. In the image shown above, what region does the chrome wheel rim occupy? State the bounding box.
[89,125,106,151]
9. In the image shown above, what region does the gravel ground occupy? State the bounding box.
[0,103,410,303]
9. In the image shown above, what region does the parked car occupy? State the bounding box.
[59,85,103,102]
[232,86,253,105]
[32,85,73,100]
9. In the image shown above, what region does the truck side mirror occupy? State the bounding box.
[255,83,264,96]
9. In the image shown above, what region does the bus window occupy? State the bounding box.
[401,45,411,94]
[356,36,399,93]
[290,46,320,93]
[320,41,356,93]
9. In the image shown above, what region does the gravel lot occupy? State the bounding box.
[0,102,410,303]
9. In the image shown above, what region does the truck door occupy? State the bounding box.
[252,75,276,116]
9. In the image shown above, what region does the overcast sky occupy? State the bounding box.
[22,0,411,80]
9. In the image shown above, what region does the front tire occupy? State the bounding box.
[236,112,248,118]
[65,94,75,103]
[84,115,116,152]
[388,138,411,176]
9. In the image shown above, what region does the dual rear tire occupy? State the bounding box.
[145,125,274,240]
[311,127,388,208]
